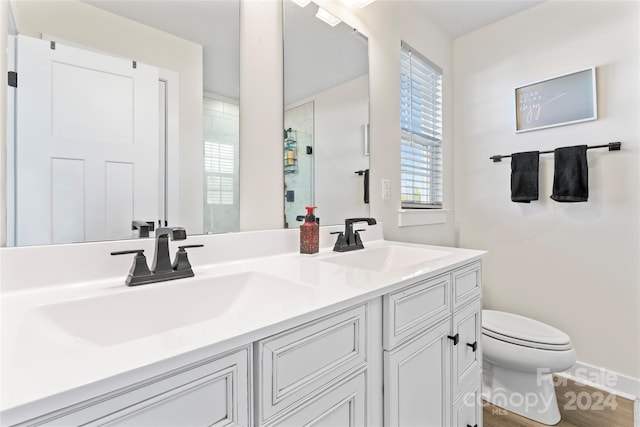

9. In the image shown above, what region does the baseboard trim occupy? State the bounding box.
[556,361,640,401]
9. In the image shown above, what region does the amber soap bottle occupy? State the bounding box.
[300,206,319,255]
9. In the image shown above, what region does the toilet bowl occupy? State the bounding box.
[482,310,576,425]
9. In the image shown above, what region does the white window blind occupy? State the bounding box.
[204,141,235,205]
[400,42,443,208]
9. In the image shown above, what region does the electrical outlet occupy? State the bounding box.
[381,179,390,200]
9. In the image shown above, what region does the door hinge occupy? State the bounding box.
[132,60,137,69]
[50,40,56,50]
[8,71,17,88]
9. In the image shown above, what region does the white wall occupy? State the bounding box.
[287,75,370,226]
[239,0,284,231]
[314,75,369,225]
[9,0,204,234]
[454,1,640,379]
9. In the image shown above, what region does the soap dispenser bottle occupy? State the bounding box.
[300,206,319,255]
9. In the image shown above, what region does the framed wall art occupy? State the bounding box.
[515,67,597,133]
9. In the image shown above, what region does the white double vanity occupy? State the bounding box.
[0,224,485,426]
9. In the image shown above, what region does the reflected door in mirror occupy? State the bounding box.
[13,35,160,245]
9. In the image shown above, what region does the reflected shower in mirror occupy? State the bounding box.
[5,0,239,246]
[283,0,370,228]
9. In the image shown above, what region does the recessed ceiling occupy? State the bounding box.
[414,0,546,38]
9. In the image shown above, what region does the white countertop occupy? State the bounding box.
[0,230,485,419]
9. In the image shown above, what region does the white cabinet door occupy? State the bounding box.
[451,299,482,399]
[15,35,159,245]
[270,371,366,427]
[384,320,452,427]
[453,375,482,427]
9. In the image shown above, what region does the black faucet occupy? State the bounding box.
[131,220,155,238]
[332,218,377,252]
[111,227,203,286]
[152,227,187,274]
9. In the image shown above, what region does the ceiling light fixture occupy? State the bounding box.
[292,0,312,7]
[315,7,341,27]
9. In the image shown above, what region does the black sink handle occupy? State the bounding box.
[173,244,204,272]
[111,249,152,285]
[111,249,144,256]
[178,244,204,250]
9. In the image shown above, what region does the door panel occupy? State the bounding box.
[51,158,85,244]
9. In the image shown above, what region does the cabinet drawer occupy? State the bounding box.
[453,374,482,427]
[19,346,251,427]
[452,262,481,310]
[384,274,451,349]
[452,298,482,399]
[256,304,367,424]
[269,370,366,427]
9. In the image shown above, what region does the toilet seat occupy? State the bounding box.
[482,310,573,351]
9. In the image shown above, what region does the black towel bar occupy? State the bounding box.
[490,142,621,162]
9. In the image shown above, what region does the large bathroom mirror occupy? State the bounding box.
[5,0,239,246]
[283,0,370,227]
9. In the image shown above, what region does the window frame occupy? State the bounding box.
[400,41,443,210]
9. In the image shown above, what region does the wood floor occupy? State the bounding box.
[483,376,636,427]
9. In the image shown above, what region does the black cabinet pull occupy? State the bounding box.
[466,341,478,352]
[467,424,477,427]
[447,334,459,345]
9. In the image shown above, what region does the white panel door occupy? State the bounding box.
[384,320,452,427]
[15,35,159,245]
[452,299,482,399]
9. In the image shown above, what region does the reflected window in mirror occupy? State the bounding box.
[283,0,370,228]
[203,95,240,234]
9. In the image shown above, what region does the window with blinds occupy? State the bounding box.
[400,42,443,208]
[204,141,235,205]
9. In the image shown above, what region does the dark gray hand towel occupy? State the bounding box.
[511,151,540,203]
[550,145,588,202]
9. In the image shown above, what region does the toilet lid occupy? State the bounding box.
[482,310,573,351]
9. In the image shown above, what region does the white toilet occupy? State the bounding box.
[482,310,576,425]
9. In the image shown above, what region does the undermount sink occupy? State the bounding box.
[321,245,451,273]
[33,272,314,346]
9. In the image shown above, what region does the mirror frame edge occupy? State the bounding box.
[1,0,9,247]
